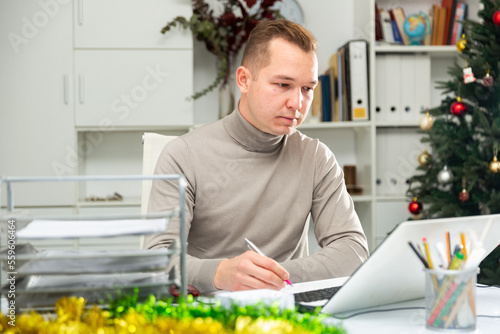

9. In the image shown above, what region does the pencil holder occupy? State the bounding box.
[424,267,477,332]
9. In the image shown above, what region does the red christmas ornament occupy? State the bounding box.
[409,198,423,215]
[493,9,500,26]
[482,73,494,87]
[450,101,466,116]
[459,189,469,202]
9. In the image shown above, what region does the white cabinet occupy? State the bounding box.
[0,0,76,207]
[74,50,193,128]
[0,1,193,209]
[74,0,192,49]
[72,0,193,205]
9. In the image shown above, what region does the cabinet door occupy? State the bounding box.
[74,0,192,49]
[74,50,193,127]
[0,1,76,207]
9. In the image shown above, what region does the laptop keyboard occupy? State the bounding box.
[294,286,341,303]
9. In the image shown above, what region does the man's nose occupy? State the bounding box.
[287,88,303,111]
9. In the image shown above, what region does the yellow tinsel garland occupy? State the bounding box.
[0,296,344,334]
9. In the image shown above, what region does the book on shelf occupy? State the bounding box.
[450,3,467,45]
[431,4,440,45]
[328,52,340,122]
[337,48,345,121]
[390,7,410,45]
[442,0,458,45]
[375,3,384,41]
[319,73,332,122]
[377,2,468,47]
[423,8,433,45]
[435,6,448,46]
[379,8,396,44]
[310,77,322,123]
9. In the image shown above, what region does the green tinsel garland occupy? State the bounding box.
[0,290,346,334]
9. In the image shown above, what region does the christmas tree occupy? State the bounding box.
[408,0,500,285]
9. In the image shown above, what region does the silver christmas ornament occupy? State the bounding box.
[437,165,453,184]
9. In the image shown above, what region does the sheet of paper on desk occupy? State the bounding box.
[215,289,295,311]
[16,218,168,239]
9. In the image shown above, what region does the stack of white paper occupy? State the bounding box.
[16,218,169,239]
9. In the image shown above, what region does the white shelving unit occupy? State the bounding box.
[356,0,480,246]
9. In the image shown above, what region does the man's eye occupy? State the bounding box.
[303,87,313,92]
[277,83,289,88]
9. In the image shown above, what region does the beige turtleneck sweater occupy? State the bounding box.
[145,109,369,293]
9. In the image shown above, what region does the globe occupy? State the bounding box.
[403,11,431,45]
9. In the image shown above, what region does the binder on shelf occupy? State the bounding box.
[375,130,390,195]
[413,54,431,121]
[374,54,387,123]
[339,40,370,121]
[378,54,431,124]
[376,129,422,196]
[399,55,417,123]
[384,54,402,122]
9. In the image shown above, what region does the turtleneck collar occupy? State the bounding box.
[223,108,285,153]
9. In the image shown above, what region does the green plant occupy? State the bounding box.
[161,0,283,100]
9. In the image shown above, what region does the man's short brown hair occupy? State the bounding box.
[241,19,318,77]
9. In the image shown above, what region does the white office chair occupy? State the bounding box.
[140,132,177,248]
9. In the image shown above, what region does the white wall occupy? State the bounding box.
[193,0,354,124]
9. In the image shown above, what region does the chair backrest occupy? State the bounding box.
[141,132,177,214]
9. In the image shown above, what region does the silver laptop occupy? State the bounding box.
[296,214,500,315]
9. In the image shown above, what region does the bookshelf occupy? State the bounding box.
[353,0,480,246]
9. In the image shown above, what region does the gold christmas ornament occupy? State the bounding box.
[418,150,432,166]
[490,157,499,173]
[456,34,466,52]
[490,145,500,173]
[419,112,434,131]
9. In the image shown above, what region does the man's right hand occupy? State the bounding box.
[213,251,290,291]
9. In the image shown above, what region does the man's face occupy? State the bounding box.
[238,38,318,136]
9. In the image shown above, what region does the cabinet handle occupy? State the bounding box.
[78,0,83,25]
[79,74,85,104]
[63,74,69,105]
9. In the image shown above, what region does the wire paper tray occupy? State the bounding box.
[0,174,189,304]
[4,249,175,276]
[8,273,172,310]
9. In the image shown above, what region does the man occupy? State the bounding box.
[145,20,369,293]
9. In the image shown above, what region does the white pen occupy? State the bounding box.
[244,237,293,286]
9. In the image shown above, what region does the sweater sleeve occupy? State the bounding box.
[279,142,370,282]
[143,138,224,293]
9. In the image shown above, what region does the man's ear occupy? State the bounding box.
[236,66,251,94]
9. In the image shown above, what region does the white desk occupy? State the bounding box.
[323,285,500,334]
